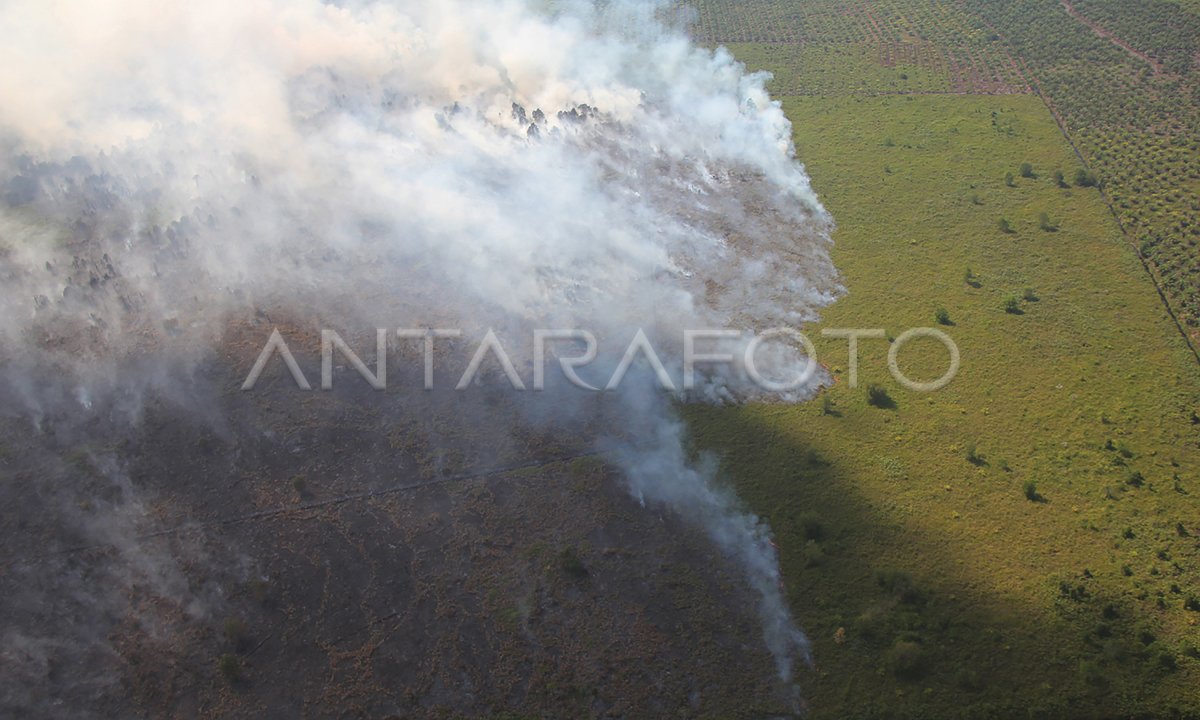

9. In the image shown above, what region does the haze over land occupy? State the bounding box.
[0,0,841,716]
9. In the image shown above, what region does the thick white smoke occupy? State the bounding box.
[0,0,838,698]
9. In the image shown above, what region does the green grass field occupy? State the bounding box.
[686,87,1200,717]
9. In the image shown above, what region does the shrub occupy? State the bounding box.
[1075,168,1099,187]
[1078,659,1108,688]
[1038,212,1056,231]
[866,383,892,408]
[1023,479,1041,501]
[935,307,951,325]
[965,442,983,465]
[954,667,983,692]
[1004,296,1022,314]
[1126,470,1145,488]
[1158,651,1179,672]
[1020,162,1034,178]
[1053,170,1067,187]
[1005,171,1015,187]
[998,217,1014,233]
[887,640,926,679]
[875,568,925,605]
[803,540,826,568]
[797,512,825,542]
[821,395,834,415]
[1022,287,1039,302]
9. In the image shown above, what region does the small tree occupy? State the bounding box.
[1023,479,1041,501]
[1005,172,1015,187]
[1075,168,1098,187]
[1022,287,1039,302]
[887,640,926,680]
[1004,295,1022,314]
[1053,170,1067,188]
[935,307,952,325]
[998,217,1014,233]
[1020,162,1034,178]
[867,383,892,408]
[1038,212,1056,231]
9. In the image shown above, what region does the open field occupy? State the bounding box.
[682,0,1200,350]
[687,88,1200,717]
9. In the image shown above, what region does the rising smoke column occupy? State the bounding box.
[0,0,839,696]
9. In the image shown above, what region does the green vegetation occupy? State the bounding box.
[965,0,1200,335]
[678,2,1200,716]
[866,383,893,409]
[678,86,1200,718]
[1023,478,1042,502]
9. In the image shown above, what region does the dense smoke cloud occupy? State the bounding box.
[0,0,839,703]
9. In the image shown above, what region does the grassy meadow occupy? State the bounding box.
[685,85,1200,717]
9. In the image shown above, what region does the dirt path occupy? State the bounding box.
[1060,0,1166,75]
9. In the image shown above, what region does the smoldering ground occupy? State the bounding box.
[0,0,839,715]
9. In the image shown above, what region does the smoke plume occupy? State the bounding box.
[0,0,839,706]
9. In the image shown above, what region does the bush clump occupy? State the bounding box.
[887,640,926,680]
[797,512,825,542]
[1023,479,1042,502]
[866,383,893,408]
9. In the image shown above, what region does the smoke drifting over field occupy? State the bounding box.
[0,0,839,706]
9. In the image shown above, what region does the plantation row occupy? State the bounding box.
[680,0,1029,94]
[965,0,1200,331]
[1070,0,1200,76]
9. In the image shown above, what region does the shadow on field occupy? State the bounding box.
[682,404,1197,720]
